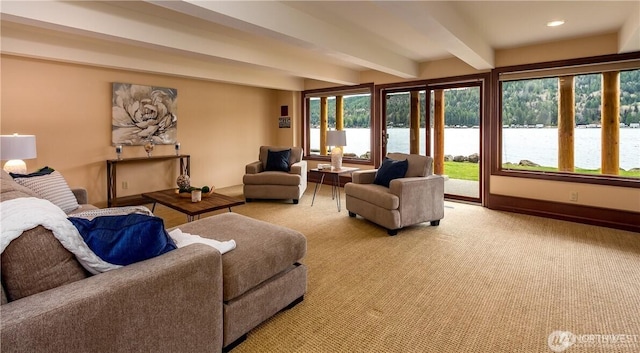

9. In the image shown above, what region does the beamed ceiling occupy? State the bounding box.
[1,1,639,90]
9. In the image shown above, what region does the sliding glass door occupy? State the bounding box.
[381,80,484,202]
[428,84,481,201]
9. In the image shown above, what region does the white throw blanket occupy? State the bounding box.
[0,197,121,274]
[168,228,236,254]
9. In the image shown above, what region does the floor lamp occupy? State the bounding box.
[1,134,37,174]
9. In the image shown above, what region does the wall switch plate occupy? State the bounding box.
[570,191,578,201]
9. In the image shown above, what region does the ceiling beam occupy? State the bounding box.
[150,0,419,79]
[374,1,494,70]
[619,7,640,53]
[0,22,304,91]
[0,0,359,85]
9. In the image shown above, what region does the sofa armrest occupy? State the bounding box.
[351,170,377,184]
[245,161,263,174]
[290,160,307,176]
[389,175,445,225]
[1,244,224,353]
[71,187,89,204]
[291,160,307,189]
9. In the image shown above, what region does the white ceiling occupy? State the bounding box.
[1,1,639,91]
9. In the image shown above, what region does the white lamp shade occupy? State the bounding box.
[326,130,347,147]
[1,134,37,160]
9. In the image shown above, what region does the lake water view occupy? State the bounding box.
[310,128,640,170]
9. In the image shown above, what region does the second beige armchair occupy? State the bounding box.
[345,153,444,235]
[243,146,307,204]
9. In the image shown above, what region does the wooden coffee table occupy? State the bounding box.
[142,189,245,222]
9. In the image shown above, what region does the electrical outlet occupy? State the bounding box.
[569,191,578,202]
[122,181,128,190]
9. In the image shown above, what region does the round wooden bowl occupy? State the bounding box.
[176,187,215,198]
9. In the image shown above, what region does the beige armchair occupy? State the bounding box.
[345,153,444,235]
[243,146,307,204]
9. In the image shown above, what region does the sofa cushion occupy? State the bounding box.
[67,203,100,215]
[12,169,80,214]
[387,153,431,177]
[172,212,306,301]
[265,149,291,172]
[68,214,176,266]
[373,158,408,187]
[243,171,301,186]
[259,146,303,170]
[1,225,88,301]
[344,182,400,210]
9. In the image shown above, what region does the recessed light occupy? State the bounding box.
[547,20,565,27]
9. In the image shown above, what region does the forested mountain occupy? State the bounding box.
[309,69,640,128]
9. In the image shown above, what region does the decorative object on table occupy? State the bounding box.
[0,134,37,174]
[177,185,215,199]
[115,145,123,160]
[111,82,178,146]
[143,139,154,157]
[176,174,191,189]
[326,130,347,170]
[191,188,202,202]
[175,142,180,156]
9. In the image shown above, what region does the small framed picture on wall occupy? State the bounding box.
[279,116,291,128]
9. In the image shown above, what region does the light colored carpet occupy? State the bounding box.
[155,184,640,353]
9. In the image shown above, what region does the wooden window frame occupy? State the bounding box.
[301,83,375,166]
[490,52,640,189]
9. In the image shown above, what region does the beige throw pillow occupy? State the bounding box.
[13,171,80,214]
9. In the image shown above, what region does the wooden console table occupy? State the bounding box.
[106,155,190,207]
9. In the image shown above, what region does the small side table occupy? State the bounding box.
[310,167,359,212]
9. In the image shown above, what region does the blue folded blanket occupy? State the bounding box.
[68,214,176,266]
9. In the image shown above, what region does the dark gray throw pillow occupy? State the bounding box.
[265,149,291,172]
[373,158,409,187]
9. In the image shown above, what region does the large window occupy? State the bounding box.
[499,59,640,180]
[303,84,374,163]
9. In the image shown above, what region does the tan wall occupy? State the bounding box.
[495,33,619,67]
[490,176,640,212]
[1,55,281,206]
[361,57,486,85]
[274,90,301,147]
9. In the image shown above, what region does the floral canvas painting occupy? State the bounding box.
[112,83,177,145]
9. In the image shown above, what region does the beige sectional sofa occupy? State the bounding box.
[0,171,307,353]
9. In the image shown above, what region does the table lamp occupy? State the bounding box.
[1,134,37,174]
[326,130,347,170]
